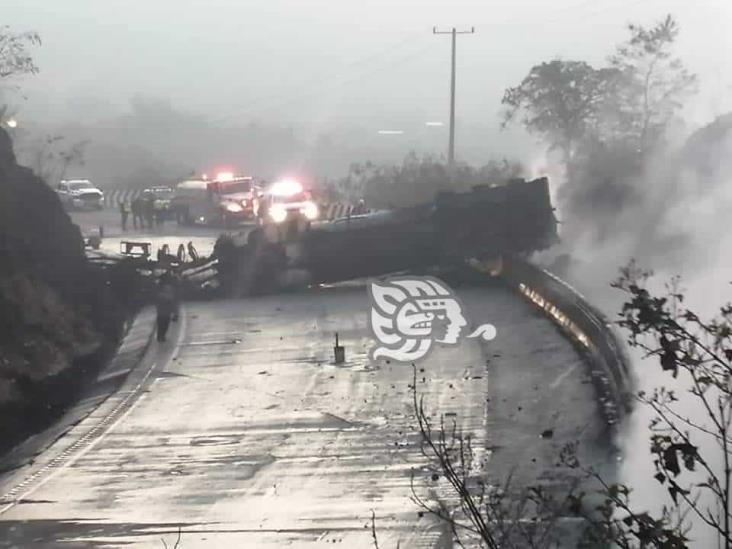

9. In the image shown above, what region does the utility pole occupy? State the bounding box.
[433,26,474,174]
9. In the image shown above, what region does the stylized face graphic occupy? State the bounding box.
[415,298,467,344]
[368,277,469,362]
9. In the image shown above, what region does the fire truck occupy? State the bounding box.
[171,173,260,227]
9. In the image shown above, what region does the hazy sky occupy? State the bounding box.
[4,0,732,160]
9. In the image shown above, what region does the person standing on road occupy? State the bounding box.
[154,199,164,227]
[119,199,129,231]
[187,241,199,263]
[144,195,155,231]
[155,272,177,342]
[131,196,143,229]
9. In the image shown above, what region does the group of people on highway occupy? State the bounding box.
[118,194,167,231]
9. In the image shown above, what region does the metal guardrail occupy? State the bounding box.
[499,255,634,427]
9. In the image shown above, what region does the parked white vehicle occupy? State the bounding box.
[56,179,104,210]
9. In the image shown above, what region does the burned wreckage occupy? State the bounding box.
[214,177,558,294]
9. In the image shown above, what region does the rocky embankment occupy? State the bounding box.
[0,128,122,452]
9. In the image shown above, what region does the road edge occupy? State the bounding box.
[498,255,634,427]
[0,305,163,508]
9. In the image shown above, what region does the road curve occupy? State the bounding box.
[0,280,606,548]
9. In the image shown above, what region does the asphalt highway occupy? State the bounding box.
[70,206,233,257]
[0,275,610,547]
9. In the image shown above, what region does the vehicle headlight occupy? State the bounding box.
[270,204,288,223]
[301,201,318,220]
[224,202,243,213]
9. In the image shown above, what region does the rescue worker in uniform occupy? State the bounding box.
[144,194,155,230]
[155,272,177,342]
[118,199,129,231]
[154,198,164,227]
[131,196,144,229]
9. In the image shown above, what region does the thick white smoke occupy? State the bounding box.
[553,113,732,546]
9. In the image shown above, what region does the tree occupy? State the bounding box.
[0,26,41,118]
[502,16,697,246]
[0,26,40,80]
[501,60,620,166]
[333,154,524,210]
[502,15,696,166]
[609,15,697,156]
[29,134,89,185]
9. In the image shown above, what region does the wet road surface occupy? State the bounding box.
[70,207,241,257]
[0,280,609,548]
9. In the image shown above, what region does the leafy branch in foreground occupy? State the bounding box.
[560,441,689,548]
[612,261,732,547]
[372,263,725,547]
[406,256,728,547]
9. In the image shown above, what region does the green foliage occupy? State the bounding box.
[331,153,524,209]
[0,26,41,80]
[28,134,89,185]
[410,265,732,547]
[501,60,621,162]
[502,15,695,164]
[609,15,698,156]
[612,262,732,547]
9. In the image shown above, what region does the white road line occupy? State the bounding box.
[549,362,579,389]
[95,368,132,383]
[0,307,187,515]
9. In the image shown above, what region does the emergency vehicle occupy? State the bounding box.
[258,179,319,225]
[171,173,260,226]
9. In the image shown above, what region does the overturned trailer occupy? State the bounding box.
[216,177,557,294]
[301,177,557,283]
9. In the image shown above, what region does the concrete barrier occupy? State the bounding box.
[499,255,634,426]
[104,188,143,208]
[319,203,371,221]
